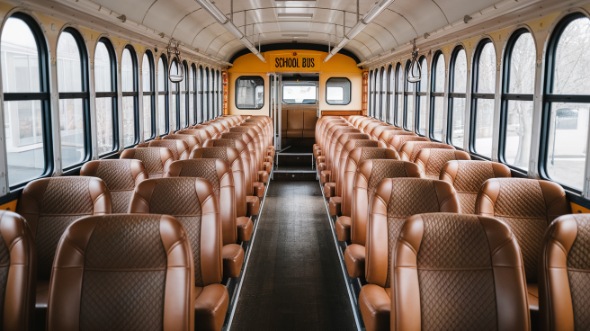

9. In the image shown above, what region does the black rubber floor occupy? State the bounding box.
[230,181,356,331]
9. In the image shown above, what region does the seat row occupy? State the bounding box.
[4,114,275,330]
[314,115,584,331]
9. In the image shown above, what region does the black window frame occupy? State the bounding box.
[429,50,445,141]
[95,37,119,156]
[57,27,91,169]
[386,64,394,124]
[325,77,352,106]
[404,59,416,132]
[447,45,467,147]
[394,62,404,127]
[142,50,156,140]
[157,54,169,136]
[121,44,139,147]
[235,75,265,110]
[416,55,428,136]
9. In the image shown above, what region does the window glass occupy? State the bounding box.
[431,54,445,141]
[396,65,403,126]
[405,61,415,130]
[369,70,374,117]
[545,16,590,190]
[418,57,428,134]
[503,31,535,170]
[57,30,87,168]
[189,65,195,125]
[387,65,394,124]
[170,60,179,130]
[326,77,351,105]
[236,76,264,109]
[450,48,467,147]
[94,39,116,155]
[142,52,154,140]
[121,47,136,147]
[473,42,496,157]
[1,15,49,186]
[158,56,168,134]
[282,84,317,104]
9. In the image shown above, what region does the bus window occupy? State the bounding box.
[1,14,51,186]
[404,60,415,131]
[449,46,467,147]
[395,63,403,126]
[121,46,138,147]
[57,28,89,168]
[417,57,428,135]
[430,52,445,141]
[142,51,155,140]
[95,38,118,155]
[326,77,351,105]
[282,83,317,104]
[387,64,394,124]
[157,55,168,135]
[501,30,535,170]
[544,15,590,190]
[236,76,264,109]
[472,40,496,158]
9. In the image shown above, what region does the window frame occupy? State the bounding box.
[1,12,53,188]
[404,59,416,131]
[57,27,91,169]
[429,51,445,141]
[469,38,496,158]
[235,75,265,110]
[498,28,536,169]
[157,54,169,135]
[94,37,119,156]
[121,44,139,147]
[386,64,394,124]
[394,62,404,127]
[142,50,156,141]
[325,77,352,106]
[416,56,428,136]
[447,45,467,147]
[540,12,590,192]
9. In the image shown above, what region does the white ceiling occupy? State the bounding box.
[54,0,535,63]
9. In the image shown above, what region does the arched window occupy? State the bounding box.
[500,29,535,170]
[189,64,196,125]
[368,70,374,117]
[448,46,467,147]
[179,61,189,128]
[57,27,90,169]
[543,14,590,190]
[404,60,415,131]
[212,70,217,118]
[417,56,428,134]
[387,64,394,124]
[204,67,210,120]
[218,70,223,116]
[157,55,168,135]
[121,45,138,147]
[94,37,118,155]
[1,13,51,187]
[430,51,445,141]
[169,58,179,130]
[375,67,382,119]
[197,65,203,123]
[471,39,496,158]
[142,51,155,140]
[381,66,387,121]
[395,63,404,126]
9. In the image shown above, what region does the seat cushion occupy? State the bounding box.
[195,284,230,331]
[320,170,331,185]
[258,171,269,184]
[335,216,351,242]
[344,243,365,278]
[222,244,244,278]
[329,196,341,216]
[237,216,253,242]
[359,284,390,331]
[246,195,260,216]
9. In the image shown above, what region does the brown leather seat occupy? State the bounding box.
[164,133,201,152]
[341,160,421,277]
[17,177,111,330]
[191,146,259,217]
[361,178,459,331]
[176,128,212,145]
[149,139,190,160]
[129,177,228,331]
[313,117,346,159]
[217,134,265,198]
[120,147,175,178]
[81,159,148,213]
[46,214,194,331]
[476,178,570,321]
[165,158,250,277]
[440,160,511,214]
[378,129,415,148]
[229,126,269,183]
[330,146,398,217]
[391,213,530,331]
[399,141,454,162]
[539,213,590,331]
[388,134,427,152]
[323,132,370,198]
[316,122,350,175]
[370,125,399,141]
[414,148,471,179]
[320,127,360,185]
[0,210,36,331]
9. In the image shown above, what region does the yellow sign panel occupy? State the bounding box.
[270,53,322,72]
